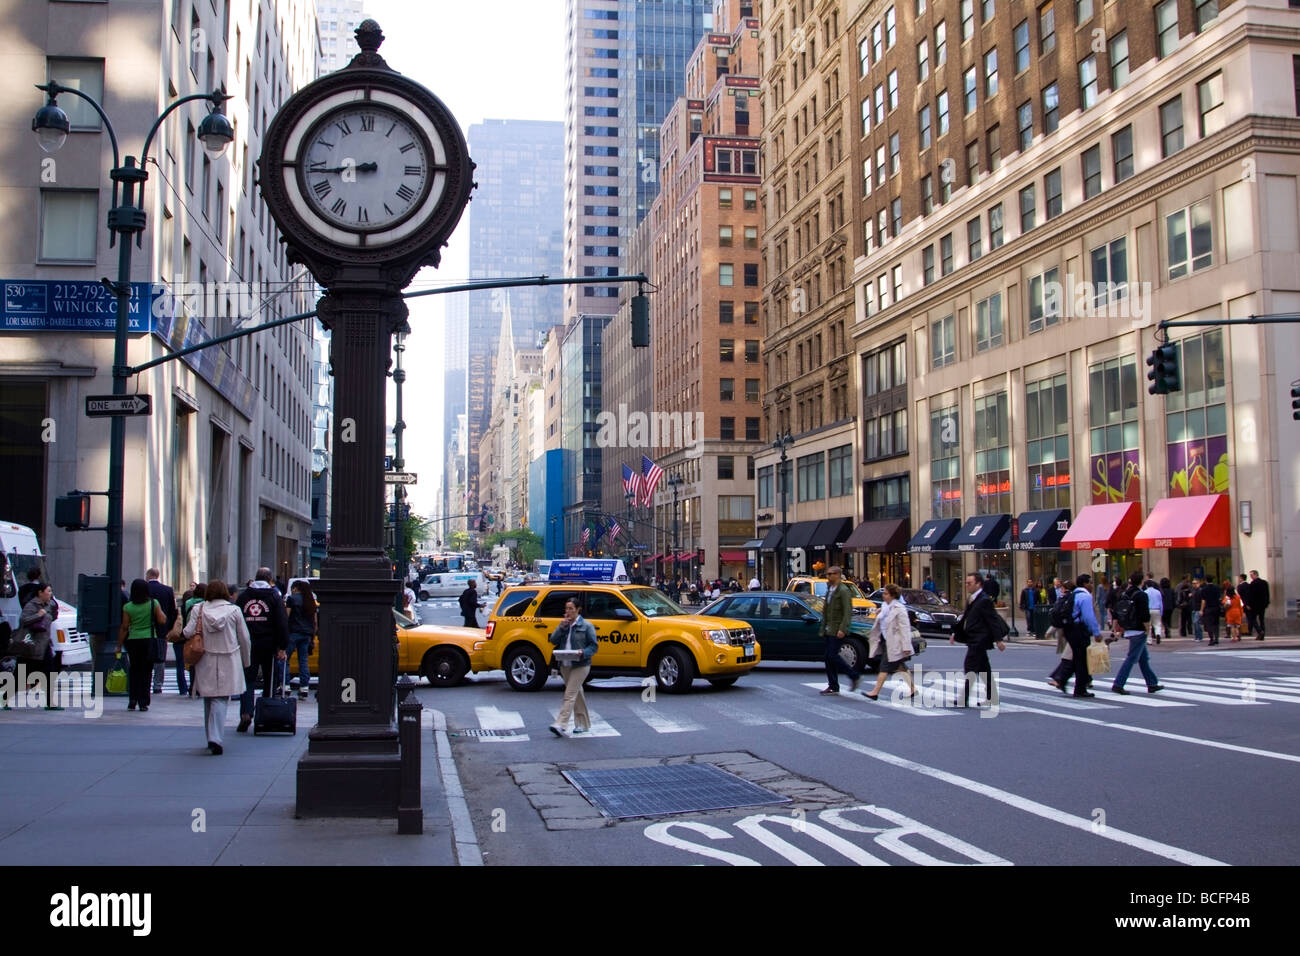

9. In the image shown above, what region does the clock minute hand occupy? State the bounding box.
[314,161,380,174]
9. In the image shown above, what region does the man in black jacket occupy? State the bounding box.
[951,571,1006,708]
[145,568,180,695]
[458,578,484,628]
[235,567,289,732]
[1247,570,1270,640]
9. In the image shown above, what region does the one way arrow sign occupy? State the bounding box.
[85,394,153,417]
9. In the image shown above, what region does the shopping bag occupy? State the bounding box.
[1086,641,1111,675]
[106,655,129,695]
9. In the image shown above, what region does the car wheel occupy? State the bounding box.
[418,590,429,602]
[503,645,549,691]
[654,646,695,694]
[838,637,867,672]
[421,648,467,688]
[708,677,738,688]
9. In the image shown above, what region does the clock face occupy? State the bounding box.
[298,106,432,232]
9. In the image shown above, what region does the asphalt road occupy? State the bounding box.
[412,598,1300,867]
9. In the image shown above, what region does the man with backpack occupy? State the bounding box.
[1111,571,1164,695]
[234,567,290,733]
[1047,574,1103,697]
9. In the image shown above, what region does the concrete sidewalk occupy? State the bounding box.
[0,688,465,865]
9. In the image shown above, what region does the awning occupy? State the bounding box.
[1011,509,1072,551]
[760,524,787,551]
[844,517,911,552]
[907,518,961,552]
[1133,494,1230,549]
[741,539,765,550]
[954,514,1011,551]
[644,554,661,561]
[783,520,822,549]
[1058,501,1143,551]
[676,551,697,562]
[808,516,853,549]
[719,549,749,562]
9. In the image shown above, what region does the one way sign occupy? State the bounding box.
[85,394,153,417]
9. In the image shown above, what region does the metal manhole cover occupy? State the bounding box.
[455,729,520,738]
[562,763,791,819]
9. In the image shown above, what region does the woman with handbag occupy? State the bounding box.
[14,583,62,710]
[115,579,165,711]
[183,579,251,755]
[180,583,207,696]
[862,584,917,700]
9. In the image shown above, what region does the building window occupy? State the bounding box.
[46,58,105,130]
[888,70,899,111]
[1026,373,1072,509]
[921,174,934,215]
[797,452,826,502]
[975,292,1003,352]
[930,403,962,517]
[1014,20,1030,73]
[745,302,759,324]
[1077,0,1094,23]
[937,90,950,136]
[1156,0,1180,57]
[1165,328,1227,496]
[867,475,911,520]
[874,85,885,125]
[987,125,1001,172]
[746,378,760,403]
[1027,267,1061,333]
[918,37,930,81]
[1091,236,1129,306]
[989,204,1004,249]
[757,465,773,509]
[876,144,887,186]
[923,244,936,284]
[1017,100,1033,151]
[865,410,908,461]
[974,391,1011,514]
[860,97,871,137]
[1160,96,1184,157]
[720,378,735,401]
[893,264,904,301]
[919,104,932,149]
[744,264,759,286]
[967,141,980,186]
[744,189,758,210]
[719,188,732,209]
[859,35,871,76]
[1042,82,1059,133]
[720,300,734,324]
[1112,125,1134,182]
[719,263,734,286]
[985,49,999,97]
[1198,71,1225,136]
[886,5,897,47]
[721,417,735,440]
[1082,144,1102,199]
[935,20,947,64]
[963,66,977,115]
[746,417,761,440]
[889,133,901,175]
[39,189,97,262]
[1088,355,1141,503]
[1080,55,1098,110]
[862,156,873,196]
[828,445,854,496]
[940,233,954,275]
[961,0,975,41]
[720,339,735,362]
[967,216,983,261]
[1167,199,1213,280]
[1195,0,1220,31]
[719,225,733,247]
[1044,167,1062,219]
[889,198,902,237]
[931,315,955,368]
[745,226,758,249]
[1109,30,1129,89]
[1039,3,1056,53]
[1019,184,1036,233]
[745,340,760,363]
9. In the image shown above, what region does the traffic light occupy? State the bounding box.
[54,493,91,530]
[477,508,488,532]
[1146,343,1181,395]
[631,293,649,348]
[1292,385,1300,421]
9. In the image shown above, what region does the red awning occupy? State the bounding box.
[644,554,661,561]
[675,552,696,561]
[1058,501,1143,551]
[1133,494,1230,549]
[719,550,748,562]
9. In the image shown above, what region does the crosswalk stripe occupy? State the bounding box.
[1204,651,1300,663]
[800,682,955,716]
[999,677,1186,708]
[474,706,525,731]
[1158,678,1300,704]
[550,707,620,737]
[1129,685,1264,705]
[699,699,785,726]
[627,702,704,733]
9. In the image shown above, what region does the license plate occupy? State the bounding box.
[743,643,754,657]
[940,623,952,630]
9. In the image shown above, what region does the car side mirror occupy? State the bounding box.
[802,614,819,624]
[615,608,635,620]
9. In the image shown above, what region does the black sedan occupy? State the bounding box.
[864,588,961,639]
[699,591,878,673]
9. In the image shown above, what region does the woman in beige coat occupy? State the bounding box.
[183,579,251,755]
[863,584,917,700]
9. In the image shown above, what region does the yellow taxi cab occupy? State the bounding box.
[477,582,760,693]
[785,576,877,618]
[306,607,485,687]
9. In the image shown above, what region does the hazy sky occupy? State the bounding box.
[358,0,565,515]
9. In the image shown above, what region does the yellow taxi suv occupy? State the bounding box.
[307,607,485,687]
[478,583,760,693]
[785,576,877,618]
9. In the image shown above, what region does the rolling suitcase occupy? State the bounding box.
[253,681,297,735]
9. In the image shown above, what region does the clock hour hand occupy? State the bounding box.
[311,161,380,174]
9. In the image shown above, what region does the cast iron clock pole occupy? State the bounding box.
[259,20,474,817]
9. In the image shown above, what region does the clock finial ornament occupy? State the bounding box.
[349,19,389,69]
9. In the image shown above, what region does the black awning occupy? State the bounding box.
[1011,509,1072,551]
[808,516,853,549]
[783,520,822,549]
[954,514,1012,551]
[759,524,787,551]
[843,518,911,552]
[740,539,765,550]
[907,518,961,552]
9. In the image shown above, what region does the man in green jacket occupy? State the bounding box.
[820,566,862,695]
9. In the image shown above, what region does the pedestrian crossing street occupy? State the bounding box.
[447,671,1300,740]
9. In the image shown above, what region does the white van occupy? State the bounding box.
[0,520,92,666]
[417,570,489,601]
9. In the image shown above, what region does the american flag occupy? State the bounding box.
[640,455,664,507]
[608,518,621,541]
[622,463,641,502]
[580,525,591,546]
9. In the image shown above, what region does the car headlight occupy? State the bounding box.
[916,612,934,622]
[704,629,730,645]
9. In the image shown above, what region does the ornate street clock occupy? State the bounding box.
[260,19,473,286]
[257,20,474,819]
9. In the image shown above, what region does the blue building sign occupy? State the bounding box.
[1,280,155,333]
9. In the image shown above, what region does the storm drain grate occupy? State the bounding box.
[562,763,791,819]
[455,729,521,738]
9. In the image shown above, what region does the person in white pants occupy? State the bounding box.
[1144,578,1165,645]
[548,599,599,737]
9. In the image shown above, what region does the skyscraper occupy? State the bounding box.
[315,0,367,74]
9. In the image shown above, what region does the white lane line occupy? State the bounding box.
[1000,677,1184,708]
[430,709,482,866]
[474,705,526,730]
[627,702,705,733]
[549,707,620,737]
[799,682,953,716]
[991,703,1300,764]
[1159,677,1300,703]
[779,721,1227,866]
[1202,651,1300,663]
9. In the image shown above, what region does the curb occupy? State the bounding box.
[431,708,482,866]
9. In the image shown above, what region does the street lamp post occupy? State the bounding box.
[772,431,793,589]
[390,321,410,610]
[31,81,233,676]
[667,474,684,585]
